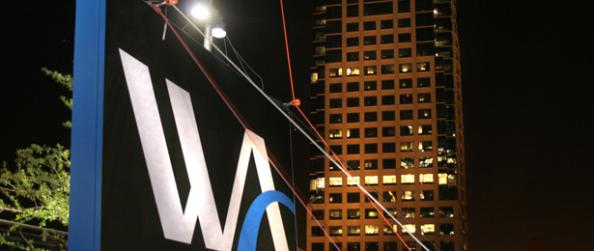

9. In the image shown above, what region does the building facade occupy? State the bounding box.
[306,0,467,250]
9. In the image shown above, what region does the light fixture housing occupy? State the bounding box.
[190,3,210,21]
[211,26,227,39]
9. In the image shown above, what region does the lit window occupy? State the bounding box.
[420,156,434,168]
[329,177,343,187]
[400,142,413,152]
[402,224,416,234]
[309,179,317,191]
[417,62,430,72]
[329,68,342,77]
[365,176,379,186]
[365,209,378,219]
[364,66,377,75]
[418,125,432,135]
[310,72,318,83]
[383,175,397,185]
[365,225,379,235]
[439,207,454,218]
[346,128,359,138]
[399,63,412,73]
[418,141,433,152]
[346,67,360,76]
[329,209,342,219]
[400,158,414,169]
[347,176,360,186]
[438,173,448,185]
[383,191,397,202]
[330,226,343,236]
[418,93,431,103]
[420,207,435,218]
[347,226,361,235]
[420,190,434,201]
[439,224,455,235]
[419,173,434,184]
[401,174,415,184]
[402,208,415,218]
[328,129,342,139]
[364,159,378,169]
[347,209,360,219]
[400,125,414,136]
[402,190,415,201]
[383,225,396,235]
[421,224,435,235]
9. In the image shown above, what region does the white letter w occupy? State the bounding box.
[118,49,289,251]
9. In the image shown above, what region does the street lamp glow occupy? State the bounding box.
[211,27,227,39]
[190,3,210,20]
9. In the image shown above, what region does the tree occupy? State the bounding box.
[0,69,72,250]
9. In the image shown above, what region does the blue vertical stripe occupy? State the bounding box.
[68,0,106,250]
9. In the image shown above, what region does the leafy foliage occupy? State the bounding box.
[0,69,72,250]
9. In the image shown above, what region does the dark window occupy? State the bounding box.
[365,144,378,153]
[347,209,360,219]
[381,20,393,29]
[347,97,359,107]
[398,0,410,13]
[347,82,359,91]
[326,35,342,48]
[381,80,395,89]
[416,27,435,41]
[381,34,394,44]
[326,20,342,33]
[416,13,434,26]
[399,79,412,88]
[312,209,324,220]
[364,112,377,122]
[385,242,398,251]
[364,96,377,106]
[439,224,455,235]
[381,64,395,74]
[330,145,342,154]
[416,0,433,11]
[439,207,454,218]
[399,94,413,104]
[330,83,342,92]
[363,36,376,45]
[364,51,376,60]
[330,226,342,236]
[398,33,411,42]
[347,5,359,17]
[417,77,431,87]
[347,192,360,203]
[383,142,396,153]
[347,242,361,251]
[382,95,395,105]
[363,21,376,30]
[346,22,359,32]
[329,98,342,108]
[398,48,412,58]
[329,114,342,123]
[421,190,434,201]
[329,193,342,203]
[312,243,324,251]
[365,242,379,251]
[347,52,359,61]
[383,158,396,169]
[418,93,431,103]
[347,160,360,170]
[441,241,455,251]
[382,127,396,137]
[347,113,360,122]
[400,110,413,120]
[398,18,411,28]
[418,109,432,119]
[347,144,360,154]
[365,127,377,138]
[326,50,342,62]
[364,2,393,16]
[326,6,342,19]
[382,111,395,121]
[364,191,378,202]
[364,81,377,90]
[381,49,394,59]
[347,37,359,46]
[417,43,434,56]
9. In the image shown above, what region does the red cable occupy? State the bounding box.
[150,5,342,251]
[278,0,297,101]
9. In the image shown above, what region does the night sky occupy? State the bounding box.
[1,1,593,251]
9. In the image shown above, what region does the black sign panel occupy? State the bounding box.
[71,1,297,250]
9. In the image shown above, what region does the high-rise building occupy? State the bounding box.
[306,0,467,251]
